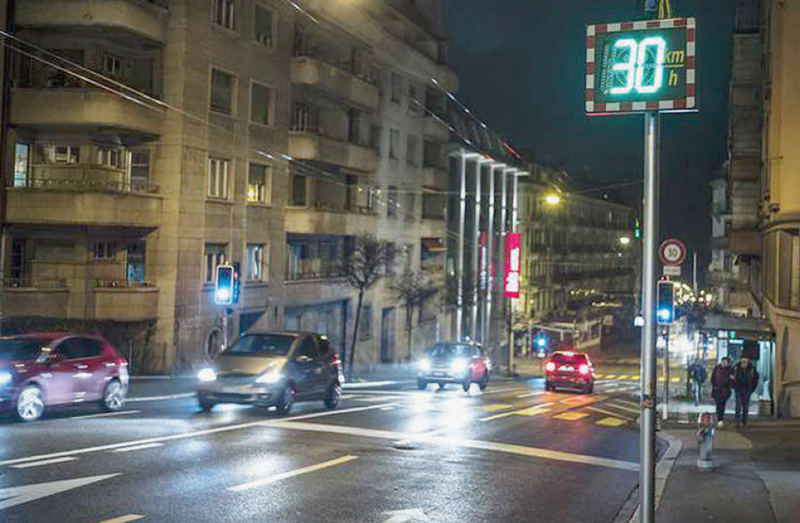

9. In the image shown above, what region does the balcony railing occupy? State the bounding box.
[1,278,67,289]
[96,279,157,289]
[12,177,160,194]
[286,266,348,282]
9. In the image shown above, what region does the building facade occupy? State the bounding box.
[0,0,457,372]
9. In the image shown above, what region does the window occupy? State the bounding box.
[250,82,274,126]
[103,53,123,78]
[210,68,235,115]
[58,338,103,360]
[391,73,402,103]
[248,163,272,204]
[406,135,419,166]
[348,109,360,144]
[212,0,236,30]
[48,145,80,164]
[389,129,400,159]
[408,83,420,112]
[287,243,307,280]
[405,193,416,221]
[370,125,382,153]
[98,148,123,169]
[207,157,230,199]
[94,241,116,261]
[14,143,29,188]
[254,4,275,47]
[10,239,27,280]
[130,149,150,191]
[126,241,146,285]
[204,243,227,284]
[290,174,307,206]
[292,102,319,132]
[247,244,267,281]
[359,304,373,340]
[388,185,398,217]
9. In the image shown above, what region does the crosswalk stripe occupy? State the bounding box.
[585,405,636,421]
[596,417,628,427]
[606,402,640,414]
[618,375,629,380]
[479,403,511,412]
[605,374,617,380]
[553,411,589,421]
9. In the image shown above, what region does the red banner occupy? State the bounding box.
[504,233,521,298]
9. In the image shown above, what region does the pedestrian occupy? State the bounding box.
[688,359,707,406]
[733,356,759,428]
[711,357,733,428]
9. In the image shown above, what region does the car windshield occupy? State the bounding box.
[0,337,51,361]
[428,343,476,358]
[550,353,588,364]
[224,334,295,357]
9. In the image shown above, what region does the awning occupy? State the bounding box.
[421,237,445,253]
[702,314,774,339]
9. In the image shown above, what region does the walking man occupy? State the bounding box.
[688,359,708,406]
[733,356,759,428]
[711,357,733,428]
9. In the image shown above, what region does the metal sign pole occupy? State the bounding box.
[663,325,670,420]
[640,111,659,523]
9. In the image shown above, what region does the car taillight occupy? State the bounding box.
[332,354,342,368]
[545,362,556,372]
[579,364,590,375]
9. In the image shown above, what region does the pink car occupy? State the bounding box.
[0,333,129,421]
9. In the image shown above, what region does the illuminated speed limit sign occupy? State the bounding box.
[659,239,686,266]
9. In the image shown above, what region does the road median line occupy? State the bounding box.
[228,455,358,492]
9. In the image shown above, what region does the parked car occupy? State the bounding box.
[544,351,595,393]
[196,331,343,415]
[416,341,491,392]
[0,333,129,422]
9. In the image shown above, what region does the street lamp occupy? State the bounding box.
[544,193,562,206]
[619,236,631,246]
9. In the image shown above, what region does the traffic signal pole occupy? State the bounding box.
[640,111,659,523]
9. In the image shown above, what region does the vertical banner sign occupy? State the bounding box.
[504,233,521,298]
[479,233,489,292]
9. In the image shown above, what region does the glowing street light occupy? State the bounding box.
[544,193,562,206]
[619,236,631,246]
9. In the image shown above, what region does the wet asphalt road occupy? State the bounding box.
[0,375,654,523]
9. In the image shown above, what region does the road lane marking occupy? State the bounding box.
[513,405,551,417]
[585,405,636,421]
[553,411,589,421]
[380,406,396,411]
[11,457,78,469]
[94,516,145,523]
[127,393,195,402]
[479,403,511,412]
[633,375,640,381]
[0,474,120,511]
[66,410,141,421]
[516,391,546,398]
[479,411,515,422]
[596,417,628,427]
[0,403,394,467]
[618,375,630,380]
[343,381,409,389]
[113,443,164,453]
[228,455,358,492]
[478,401,553,421]
[606,402,640,414]
[265,420,638,472]
[605,374,617,380]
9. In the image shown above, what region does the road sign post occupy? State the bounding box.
[586,14,697,523]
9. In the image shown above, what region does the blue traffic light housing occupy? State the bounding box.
[657,281,675,325]
[215,265,234,305]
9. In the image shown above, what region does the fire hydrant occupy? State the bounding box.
[696,412,715,472]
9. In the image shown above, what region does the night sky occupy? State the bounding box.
[448,0,736,281]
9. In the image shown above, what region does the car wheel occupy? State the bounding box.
[462,381,471,392]
[324,381,341,410]
[277,384,295,416]
[478,371,489,391]
[16,385,45,422]
[102,380,125,412]
[417,378,427,390]
[545,382,555,392]
[437,382,446,390]
[199,399,216,412]
[584,383,594,394]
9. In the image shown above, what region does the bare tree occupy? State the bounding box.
[392,270,425,361]
[344,233,397,379]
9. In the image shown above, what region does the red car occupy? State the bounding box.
[0,333,129,421]
[544,351,595,393]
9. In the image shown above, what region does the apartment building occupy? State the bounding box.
[0,0,455,372]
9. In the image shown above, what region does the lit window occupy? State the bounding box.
[208,157,230,199]
[250,82,274,126]
[247,163,272,205]
[204,244,227,283]
[254,4,275,47]
[212,0,236,30]
[14,143,29,188]
[247,244,267,281]
[210,68,235,115]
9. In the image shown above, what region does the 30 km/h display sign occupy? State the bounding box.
[659,239,687,266]
[586,18,697,115]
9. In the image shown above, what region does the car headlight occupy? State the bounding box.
[418,358,431,371]
[255,371,283,384]
[450,359,468,373]
[0,370,12,387]
[197,368,217,382]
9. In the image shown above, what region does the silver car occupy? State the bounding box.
[196,331,343,415]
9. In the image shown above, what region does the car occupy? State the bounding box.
[544,351,595,393]
[0,333,129,422]
[196,331,343,415]
[416,341,490,392]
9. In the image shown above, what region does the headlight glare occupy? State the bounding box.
[418,359,431,371]
[450,359,468,373]
[197,368,217,382]
[0,370,12,387]
[256,371,283,384]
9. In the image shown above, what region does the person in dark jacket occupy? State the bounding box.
[733,356,759,428]
[687,360,708,406]
[711,357,733,428]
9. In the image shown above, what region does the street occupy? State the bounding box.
[0,373,653,523]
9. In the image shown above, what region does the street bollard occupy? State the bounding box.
[696,412,715,472]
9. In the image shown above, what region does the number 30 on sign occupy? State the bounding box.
[586,18,697,115]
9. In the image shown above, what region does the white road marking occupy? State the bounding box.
[0,403,394,467]
[113,443,164,453]
[0,474,119,510]
[383,508,430,523]
[380,406,396,411]
[127,393,195,402]
[479,411,515,422]
[479,401,554,422]
[94,515,145,523]
[516,391,546,398]
[11,457,78,469]
[584,405,636,422]
[228,455,357,492]
[606,402,640,414]
[267,420,638,472]
[343,381,409,389]
[66,410,141,421]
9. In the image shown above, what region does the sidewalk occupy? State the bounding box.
[653,418,800,523]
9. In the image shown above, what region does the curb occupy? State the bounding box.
[619,432,683,523]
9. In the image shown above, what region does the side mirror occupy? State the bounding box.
[295,355,313,364]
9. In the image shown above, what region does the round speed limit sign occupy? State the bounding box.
[659,239,687,266]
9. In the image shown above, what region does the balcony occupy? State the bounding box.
[728,230,761,255]
[286,206,378,235]
[93,281,159,321]
[17,0,169,45]
[423,115,450,142]
[12,89,164,138]
[291,57,379,111]
[0,279,69,319]
[289,130,378,173]
[7,177,163,230]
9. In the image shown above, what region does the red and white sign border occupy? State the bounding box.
[659,239,687,266]
[586,17,697,115]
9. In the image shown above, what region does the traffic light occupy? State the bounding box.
[657,281,675,324]
[215,265,234,305]
[633,218,642,242]
[232,262,241,305]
